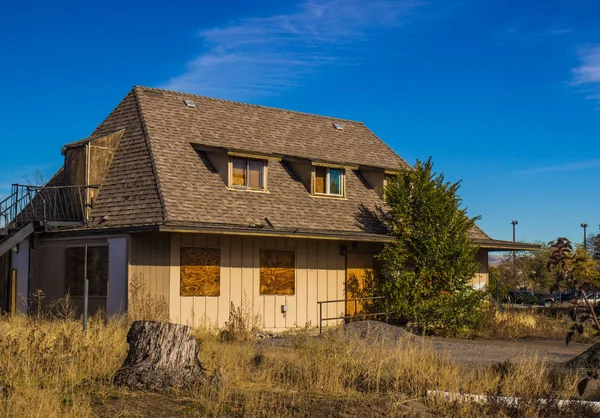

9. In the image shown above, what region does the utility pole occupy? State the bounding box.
[582,223,588,250]
[511,220,518,258]
[511,220,518,287]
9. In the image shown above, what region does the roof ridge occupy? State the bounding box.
[132,86,169,223]
[134,85,365,124]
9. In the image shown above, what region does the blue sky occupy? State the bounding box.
[0,0,599,244]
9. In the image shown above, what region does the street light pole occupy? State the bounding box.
[511,220,518,285]
[582,223,588,250]
[512,220,518,243]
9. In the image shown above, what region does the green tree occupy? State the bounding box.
[494,244,554,293]
[378,157,485,334]
[587,233,600,261]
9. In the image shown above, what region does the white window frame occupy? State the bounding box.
[229,156,267,190]
[313,166,344,197]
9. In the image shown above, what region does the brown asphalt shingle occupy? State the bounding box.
[88,90,164,227]
[79,86,492,241]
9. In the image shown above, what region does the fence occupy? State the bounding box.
[317,296,388,335]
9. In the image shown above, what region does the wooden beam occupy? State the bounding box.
[0,222,34,259]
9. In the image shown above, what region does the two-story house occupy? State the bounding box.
[0,86,539,330]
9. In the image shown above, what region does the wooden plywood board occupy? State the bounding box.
[64,146,86,186]
[89,146,117,186]
[260,249,295,295]
[345,253,374,315]
[180,248,220,297]
[90,130,123,149]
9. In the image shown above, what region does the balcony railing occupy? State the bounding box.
[0,184,99,235]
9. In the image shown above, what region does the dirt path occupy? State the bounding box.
[426,336,592,365]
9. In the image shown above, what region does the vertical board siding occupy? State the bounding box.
[471,249,489,289]
[165,233,348,331]
[128,232,171,311]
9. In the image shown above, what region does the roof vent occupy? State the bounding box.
[183,99,197,108]
[333,123,343,130]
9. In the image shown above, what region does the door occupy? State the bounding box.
[345,253,374,316]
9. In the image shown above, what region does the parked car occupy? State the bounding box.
[538,294,558,307]
[538,290,576,306]
[577,292,600,306]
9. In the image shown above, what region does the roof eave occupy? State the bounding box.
[158,222,393,242]
[472,239,542,251]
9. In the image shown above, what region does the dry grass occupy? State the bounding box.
[0,309,590,417]
[0,281,592,417]
[0,313,128,417]
[468,307,598,342]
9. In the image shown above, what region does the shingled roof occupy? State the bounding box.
[65,86,533,247]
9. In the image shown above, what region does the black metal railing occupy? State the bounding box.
[0,184,98,244]
[488,270,507,311]
[317,296,388,335]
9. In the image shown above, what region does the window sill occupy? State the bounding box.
[227,187,270,194]
[310,193,347,200]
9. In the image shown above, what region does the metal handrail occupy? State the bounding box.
[317,296,388,335]
[488,270,507,311]
[0,183,99,243]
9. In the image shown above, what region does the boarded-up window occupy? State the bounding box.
[314,166,326,194]
[65,246,109,297]
[180,248,221,296]
[248,159,264,188]
[232,158,247,187]
[231,157,265,189]
[260,249,295,295]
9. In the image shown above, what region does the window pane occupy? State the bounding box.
[181,248,221,296]
[247,159,264,189]
[64,246,108,297]
[87,246,108,297]
[65,247,85,296]
[232,157,247,187]
[329,168,342,195]
[314,166,326,194]
[260,250,295,295]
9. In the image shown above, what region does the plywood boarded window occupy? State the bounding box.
[180,248,221,296]
[314,166,326,194]
[260,249,295,295]
[65,246,108,297]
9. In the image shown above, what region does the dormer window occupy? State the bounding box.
[230,156,267,190]
[313,165,344,196]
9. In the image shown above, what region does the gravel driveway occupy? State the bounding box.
[342,320,592,366]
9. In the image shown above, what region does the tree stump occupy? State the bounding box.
[113,321,205,391]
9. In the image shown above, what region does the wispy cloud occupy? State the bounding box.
[571,44,600,102]
[494,16,572,45]
[515,159,600,175]
[162,0,424,99]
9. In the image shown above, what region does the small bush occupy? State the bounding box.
[219,295,262,342]
[127,273,169,322]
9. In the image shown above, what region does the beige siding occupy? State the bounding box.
[129,232,171,307]
[169,233,347,330]
[472,248,489,289]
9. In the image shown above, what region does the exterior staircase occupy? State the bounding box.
[0,184,96,257]
[488,270,507,312]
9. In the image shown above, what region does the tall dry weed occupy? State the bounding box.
[0,310,586,417]
[127,273,169,322]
